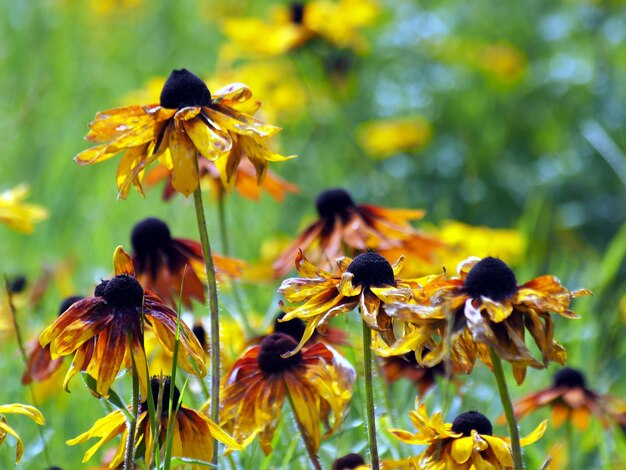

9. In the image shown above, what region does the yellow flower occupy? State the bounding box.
[68,376,241,467]
[221,0,378,58]
[510,367,626,431]
[378,256,591,383]
[0,403,45,464]
[220,333,355,455]
[75,69,293,198]
[0,184,48,233]
[357,117,432,159]
[426,220,525,273]
[279,250,421,355]
[39,246,206,397]
[389,400,546,469]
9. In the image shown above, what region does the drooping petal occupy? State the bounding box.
[169,127,199,197]
[113,246,135,276]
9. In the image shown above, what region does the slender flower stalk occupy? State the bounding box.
[3,276,52,467]
[362,321,379,469]
[192,156,221,466]
[287,391,322,470]
[124,343,140,470]
[490,348,523,470]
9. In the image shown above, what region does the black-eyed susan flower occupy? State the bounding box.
[0,403,45,463]
[220,332,355,455]
[332,453,366,470]
[279,250,421,355]
[273,187,442,277]
[379,256,591,383]
[145,154,299,203]
[67,376,241,467]
[511,367,626,431]
[0,184,48,233]
[130,217,246,308]
[22,296,84,385]
[389,400,546,469]
[75,68,293,198]
[39,247,206,397]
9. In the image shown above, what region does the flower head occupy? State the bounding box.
[130,217,246,307]
[0,184,48,233]
[0,403,45,463]
[332,453,366,470]
[39,247,206,397]
[67,376,241,467]
[221,332,355,455]
[279,250,420,355]
[381,352,446,397]
[511,367,626,431]
[389,400,546,469]
[273,187,442,277]
[379,256,591,383]
[75,69,293,198]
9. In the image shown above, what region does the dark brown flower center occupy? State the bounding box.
[140,376,181,416]
[346,252,395,288]
[452,411,492,436]
[94,280,108,297]
[315,188,356,220]
[464,257,517,301]
[257,333,302,375]
[553,367,586,389]
[102,275,144,309]
[290,2,305,24]
[132,217,172,256]
[192,324,207,350]
[8,275,26,294]
[58,296,84,316]
[160,69,212,109]
[332,453,365,470]
[274,312,306,342]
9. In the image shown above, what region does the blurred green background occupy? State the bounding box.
[1,0,625,468]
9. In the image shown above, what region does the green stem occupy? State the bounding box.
[566,418,576,470]
[287,391,322,470]
[362,321,380,469]
[3,276,52,468]
[124,345,140,470]
[192,180,221,467]
[489,349,523,470]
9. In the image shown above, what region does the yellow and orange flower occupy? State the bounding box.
[39,246,206,398]
[511,367,626,431]
[389,400,546,469]
[0,403,45,464]
[221,0,378,58]
[75,69,293,198]
[279,251,423,355]
[68,376,241,467]
[220,333,355,455]
[273,188,443,277]
[378,256,591,383]
[130,217,246,308]
[0,184,48,233]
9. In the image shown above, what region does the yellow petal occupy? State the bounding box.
[519,420,547,446]
[113,246,135,276]
[183,117,232,159]
[169,128,199,196]
[0,404,45,425]
[451,436,474,463]
[0,420,24,463]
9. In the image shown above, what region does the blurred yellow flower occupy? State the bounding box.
[221,0,378,58]
[0,403,45,464]
[87,0,143,16]
[425,220,526,274]
[0,184,48,234]
[357,117,432,159]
